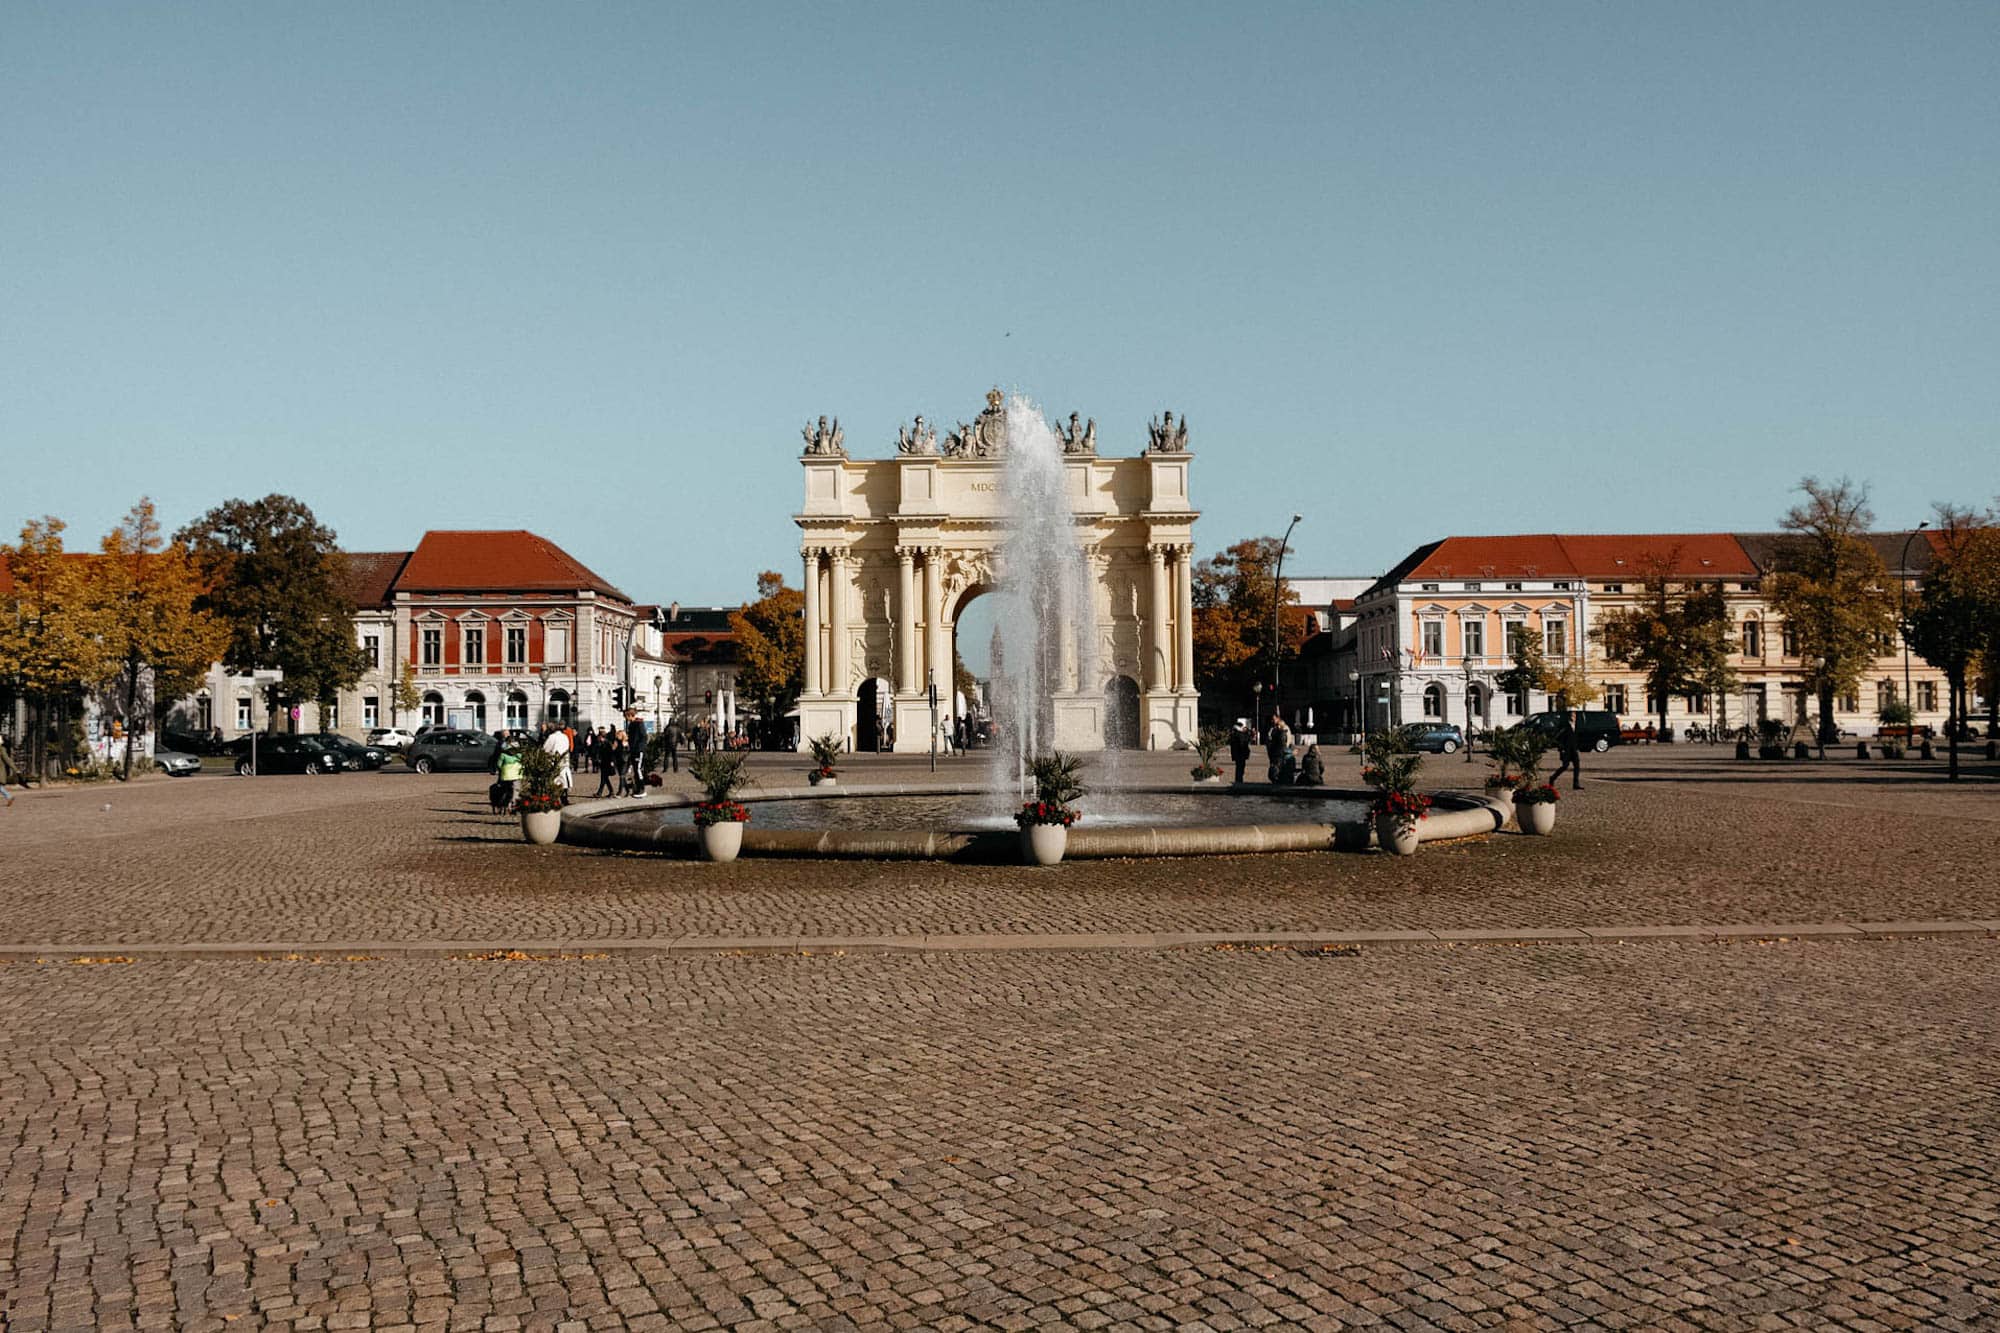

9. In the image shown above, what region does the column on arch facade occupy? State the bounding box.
[922,548,944,698]
[1174,544,1196,693]
[827,548,851,698]
[896,546,918,696]
[1147,544,1171,693]
[801,548,822,697]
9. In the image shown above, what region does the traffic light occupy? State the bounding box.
[611,686,627,709]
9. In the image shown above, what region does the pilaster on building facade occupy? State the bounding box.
[1345,530,1962,739]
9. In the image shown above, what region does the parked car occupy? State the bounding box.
[1522,709,1624,753]
[403,729,500,774]
[1403,723,1465,754]
[366,727,417,750]
[308,733,390,770]
[163,726,229,756]
[151,749,202,777]
[223,733,349,776]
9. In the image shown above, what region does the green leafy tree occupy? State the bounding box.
[92,500,230,778]
[392,660,421,723]
[1596,550,1735,736]
[1905,506,2000,780]
[727,571,804,735]
[1765,477,1896,750]
[176,495,367,731]
[1192,537,1309,715]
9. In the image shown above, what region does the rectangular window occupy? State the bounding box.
[1780,623,1799,656]
[506,625,527,665]
[1603,684,1628,715]
[363,696,380,728]
[1742,622,1761,658]
[1838,691,1858,713]
[1504,581,1523,592]
[1552,581,1573,591]
[421,627,443,667]
[235,696,252,730]
[464,626,485,666]
[1463,582,1482,592]
[1462,620,1485,658]
[324,698,339,730]
[1543,619,1567,657]
[1505,690,1525,716]
[195,695,213,730]
[545,625,569,663]
[1420,582,1439,592]
[1917,680,1937,711]
[1506,621,1529,656]
[1602,583,1623,594]
[1876,679,1897,713]
[1421,621,1444,657]
[363,635,380,669]
[1646,690,1668,717]
[1687,691,1707,713]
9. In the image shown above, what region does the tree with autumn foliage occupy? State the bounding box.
[728,571,804,739]
[0,518,112,776]
[92,500,230,778]
[1596,549,1734,736]
[1192,536,1310,718]
[1764,478,1897,751]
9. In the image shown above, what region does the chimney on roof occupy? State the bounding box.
[668,601,680,623]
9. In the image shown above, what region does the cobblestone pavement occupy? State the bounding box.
[0,749,1995,947]
[2,940,1996,1331]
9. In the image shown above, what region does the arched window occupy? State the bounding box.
[463,690,487,731]
[547,688,571,723]
[504,690,529,730]
[421,691,445,727]
[1422,683,1445,718]
[1466,683,1486,722]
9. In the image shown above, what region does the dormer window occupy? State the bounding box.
[1552,581,1573,591]
[1419,582,1440,592]
[1463,582,1482,592]
[1504,581,1523,591]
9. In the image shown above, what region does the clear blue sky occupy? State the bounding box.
[5,2,1995,605]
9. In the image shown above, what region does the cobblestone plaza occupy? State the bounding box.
[2,751,1997,1329]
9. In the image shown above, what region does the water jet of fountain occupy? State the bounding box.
[989,395,1098,802]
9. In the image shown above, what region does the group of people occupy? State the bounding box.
[1227,715,1326,787]
[490,709,675,811]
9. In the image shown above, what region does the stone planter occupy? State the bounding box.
[1374,812,1419,856]
[1021,823,1068,866]
[699,820,745,863]
[521,809,561,845]
[1514,797,1556,836]
[1193,773,1225,785]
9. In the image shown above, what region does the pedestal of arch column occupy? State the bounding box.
[1051,692,1106,751]
[794,698,855,753]
[1142,691,1196,750]
[889,695,938,754]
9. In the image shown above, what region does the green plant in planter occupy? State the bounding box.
[516,745,564,813]
[1017,751,1087,827]
[1190,726,1226,780]
[1362,728,1431,820]
[688,751,753,824]
[1484,726,1545,795]
[807,733,841,783]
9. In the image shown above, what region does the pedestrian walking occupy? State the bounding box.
[1549,711,1583,790]
[624,708,649,794]
[594,731,619,797]
[664,721,681,772]
[0,743,18,807]
[541,723,573,798]
[1228,719,1252,784]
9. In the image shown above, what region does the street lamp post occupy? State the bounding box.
[1463,654,1476,762]
[1252,680,1263,744]
[1270,514,1303,733]
[1349,669,1364,771]
[1899,522,1929,741]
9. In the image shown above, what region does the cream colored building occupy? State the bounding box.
[794,393,1199,753]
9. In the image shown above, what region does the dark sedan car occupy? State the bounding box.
[306,733,390,770]
[223,733,349,776]
[403,729,500,774]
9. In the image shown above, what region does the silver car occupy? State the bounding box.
[152,749,202,776]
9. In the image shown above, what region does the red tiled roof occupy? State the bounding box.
[339,551,410,608]
[394,531,628,601]
[1380,533,1759,587]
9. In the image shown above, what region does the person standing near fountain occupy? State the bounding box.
[1265,712,1292,784]
[1229,719,1252,784]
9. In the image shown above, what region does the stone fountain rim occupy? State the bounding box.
[558,783,1510,860]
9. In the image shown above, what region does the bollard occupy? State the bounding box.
[1855,741,1870,759]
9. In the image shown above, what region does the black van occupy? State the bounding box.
[1523,709,1623,752]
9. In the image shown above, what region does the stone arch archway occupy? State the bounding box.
[793,391,1199,752]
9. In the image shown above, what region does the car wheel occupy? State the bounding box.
[1441,739,1459,754]
[234,758,253,777]
[415,757,434,775]
[1593,737,1611,752]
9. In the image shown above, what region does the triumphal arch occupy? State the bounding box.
[794,391,1200,753]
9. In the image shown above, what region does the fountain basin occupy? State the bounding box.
[559,784,1509,861]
